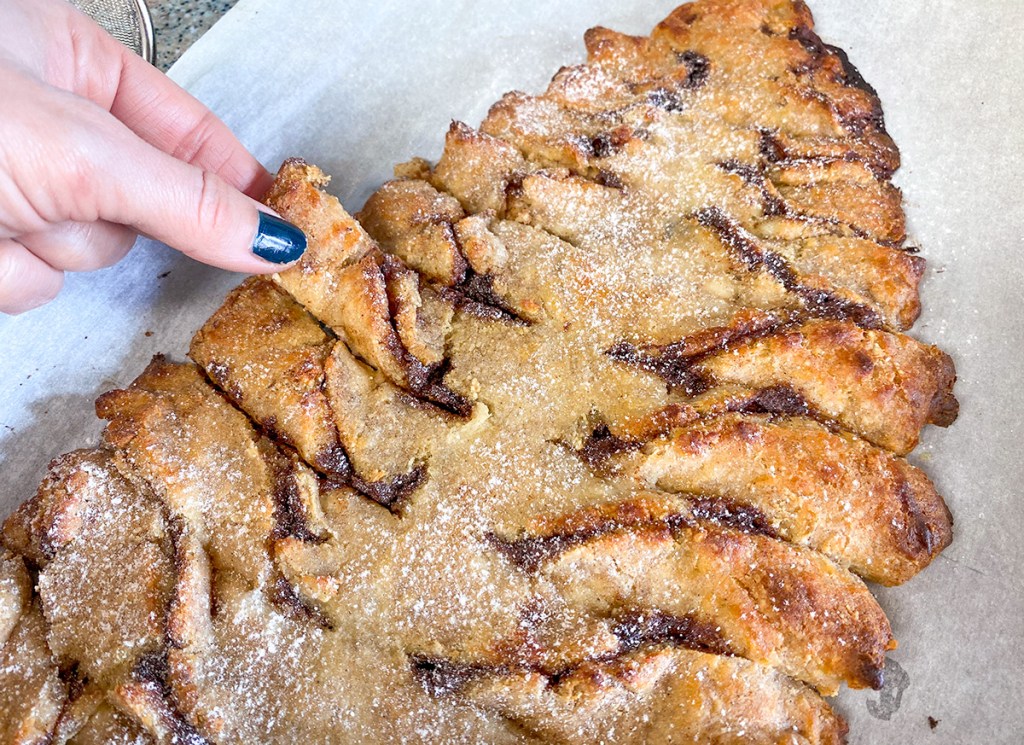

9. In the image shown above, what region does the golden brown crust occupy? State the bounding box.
[358,171,951,461]
[321,341,462,491]
[95,357,291,582]
[357,179,468,286]
[766,236,925,331]
[265,161,465,411]
[86,360,854,742]
[431,122,527,216]
[263,159,372,280]
[431,0,919,339]
[2,451,130,568]
[30,452,173,687]
[189,276,476,503]
[692,319,958,454]
[636,414,953,585]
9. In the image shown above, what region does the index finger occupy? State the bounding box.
[109,47,273,198]
[53,4,272,199]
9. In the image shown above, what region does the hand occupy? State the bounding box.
[0,0,306,315]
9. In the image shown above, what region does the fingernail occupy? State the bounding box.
[251,212,307,264]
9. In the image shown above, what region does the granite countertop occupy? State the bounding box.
[150,0,238,70]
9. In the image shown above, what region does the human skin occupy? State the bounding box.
[0,0,305,315]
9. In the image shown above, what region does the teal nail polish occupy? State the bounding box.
[252,212,307,264]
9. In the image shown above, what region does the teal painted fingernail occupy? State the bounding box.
[252,212,307,264]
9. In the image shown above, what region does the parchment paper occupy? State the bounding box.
[1,1,1021,742]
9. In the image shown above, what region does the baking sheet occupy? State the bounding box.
[1,0,1022,741]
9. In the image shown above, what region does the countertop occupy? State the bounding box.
[150,0,236,70]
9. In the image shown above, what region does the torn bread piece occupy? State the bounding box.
[265,160,470,416]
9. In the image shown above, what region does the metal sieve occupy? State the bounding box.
[68,0,156,65]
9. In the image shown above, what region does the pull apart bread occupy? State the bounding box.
[1,1,957,742]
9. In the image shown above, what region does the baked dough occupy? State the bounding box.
[1,1,957,742]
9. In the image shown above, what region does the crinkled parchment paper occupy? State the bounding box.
[1,1,1021,741]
